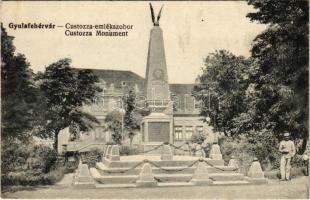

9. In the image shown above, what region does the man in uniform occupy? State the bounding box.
[279,132,296,181]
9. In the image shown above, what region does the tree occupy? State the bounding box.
[36,59,102,149]
[193,1,308,168]
[1,25,39,142]
[246,0,308,153]
[193,50,252,136]
[104,110,123,144]
[123,90,142,147]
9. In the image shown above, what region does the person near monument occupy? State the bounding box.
[279,132,296,181]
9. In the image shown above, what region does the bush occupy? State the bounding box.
[64,155,79,173]
[43,166,66,184]
[291,154,308,167]
[1,141,67,188]
[220,131,308,178]
[191,133,206,145]
[1,165,66,186]
[119,146,139,156]
[33,145,58,173]
[1,141,31,174]
[81,149,103,167]
[264,167,308,179]
[220,137,253,174]
[1,142,58,176]
[220,131,281,173]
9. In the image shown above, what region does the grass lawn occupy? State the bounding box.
[2,176,309,199]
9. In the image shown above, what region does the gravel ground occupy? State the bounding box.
[2,176,309,199]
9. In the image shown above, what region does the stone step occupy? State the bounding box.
[102,157,224,168]
[94,180,251,188]
[155,174,192,182]
[90,168,136,184]
[94,174,138,184]
[93,174,191,184]
[212,180,250,186]
[155,173,245,182]
[209,173,245,181]
[95,182,196,188]
[157,182,194,187]
[95,183,137,188]
[96,162,238,175]
[91,167,246,184]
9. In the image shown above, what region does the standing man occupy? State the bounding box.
[279,132,296,181]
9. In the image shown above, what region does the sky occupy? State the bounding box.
[2,1,266,83]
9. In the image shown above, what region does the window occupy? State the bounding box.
[185,126,193,140]
[174,126,183,140]
[194,99,203,110]
[184,94,195,111]
[196,126,204,134]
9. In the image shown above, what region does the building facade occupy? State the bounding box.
[58,69,213,154]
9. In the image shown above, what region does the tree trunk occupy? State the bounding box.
[53,129,61,151]
[298,131,308,155]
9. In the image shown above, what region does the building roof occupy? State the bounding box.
[76,68,200,115]
[75,68,144,89]
[90,69,144,83]
[76,68,197,94]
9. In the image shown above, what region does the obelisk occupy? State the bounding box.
[144,3,171,112]
[145,24,170,104]
[141,4,173,150]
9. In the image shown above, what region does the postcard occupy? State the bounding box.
[1,1,309,199]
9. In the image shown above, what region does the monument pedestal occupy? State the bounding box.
[141,113,173,154]
[141,19,173,154]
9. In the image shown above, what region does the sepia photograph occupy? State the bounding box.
[1,0,309,199]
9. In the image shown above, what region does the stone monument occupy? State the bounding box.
[245,157,268,184]
[136,163,158,187]
[141,3,173,151]
[110,145,120,161]
[73,163,95,188]
[190,161,213,185]
[209,143,223,160]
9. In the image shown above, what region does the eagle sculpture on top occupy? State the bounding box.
[149,3,164,26]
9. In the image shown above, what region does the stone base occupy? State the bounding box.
[73,176,95,189]
[141,113,173,146]
[136,180,158,187]
[190,179,213,186]
[110,155,120,161]
[73,182,96,189]
[245,177,268,184]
